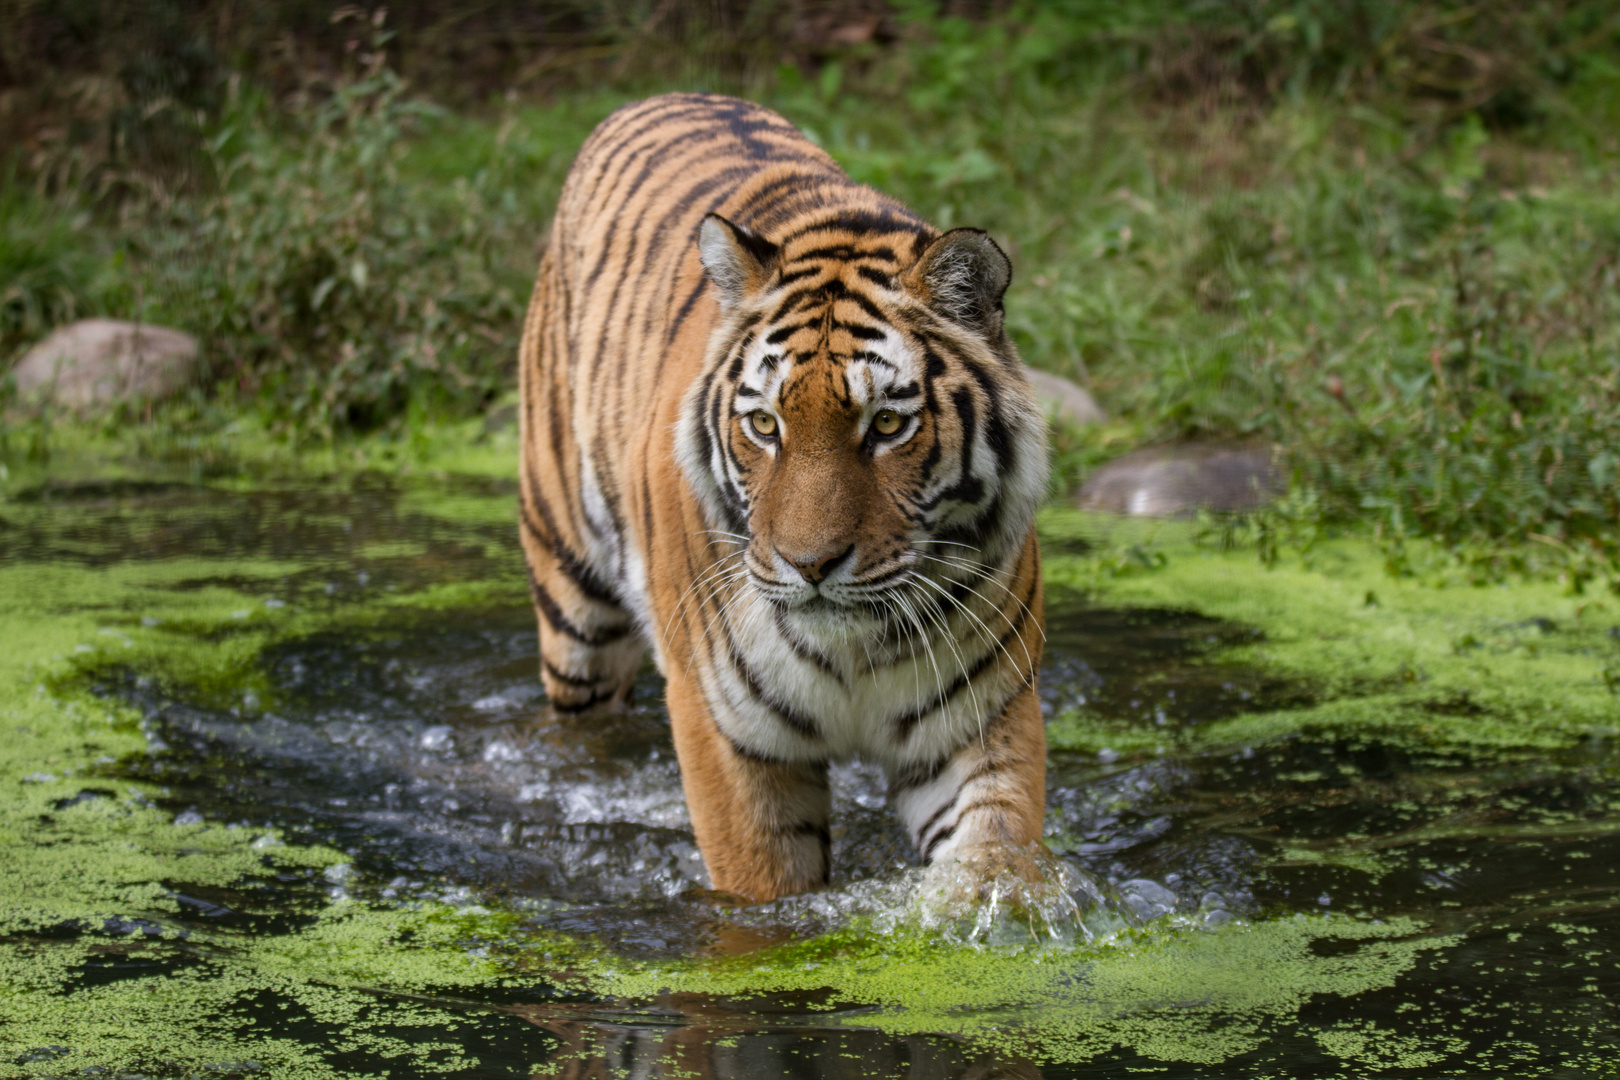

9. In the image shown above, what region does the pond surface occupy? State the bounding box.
[2,469,1617,1077]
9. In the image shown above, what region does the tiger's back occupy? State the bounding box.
[521,94,1050,902]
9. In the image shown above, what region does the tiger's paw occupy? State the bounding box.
[912,841,1123,945]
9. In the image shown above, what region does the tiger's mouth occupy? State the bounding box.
[750,558,921,616]
[791,594,845,614]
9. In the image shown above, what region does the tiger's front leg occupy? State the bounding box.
[888,680,1047,870]
[663,669,832,903]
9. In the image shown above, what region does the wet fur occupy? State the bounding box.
[520,93,1049,901]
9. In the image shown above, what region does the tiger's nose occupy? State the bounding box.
[780,544,853,585]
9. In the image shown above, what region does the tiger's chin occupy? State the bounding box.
[773,591,886,643]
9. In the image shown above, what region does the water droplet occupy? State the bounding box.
[419,725,455,751]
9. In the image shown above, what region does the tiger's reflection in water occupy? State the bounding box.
[517,1001,1043,1080]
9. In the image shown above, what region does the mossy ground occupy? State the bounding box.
[1,428,1616,1077]
[1038,508,1620,759]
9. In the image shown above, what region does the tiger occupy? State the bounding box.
[519,92,1050,904]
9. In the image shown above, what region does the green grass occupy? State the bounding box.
[3,3,1619,581]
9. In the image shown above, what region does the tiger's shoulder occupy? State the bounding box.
[552,93,922,263]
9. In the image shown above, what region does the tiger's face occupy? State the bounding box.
[678,214,1049,640]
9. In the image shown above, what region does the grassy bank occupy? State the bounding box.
[3,2,1619,583]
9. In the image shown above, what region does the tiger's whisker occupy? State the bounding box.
[913,554,1041,663]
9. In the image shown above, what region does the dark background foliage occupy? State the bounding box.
[2,0,1618,582]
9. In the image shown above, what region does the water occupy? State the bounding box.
[4,471,1618,1077]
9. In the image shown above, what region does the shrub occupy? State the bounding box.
[177,29,529,437]
[0,184,133,362]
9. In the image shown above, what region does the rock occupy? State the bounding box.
[482,402,518,434]
[1120,877,1178,920]
[1077,442,1282,517]
[11,319,200,411]
[1025,368,1107,427]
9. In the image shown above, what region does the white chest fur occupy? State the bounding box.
[697,577,1029,770]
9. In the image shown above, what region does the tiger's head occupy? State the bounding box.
[677,212,1049,639]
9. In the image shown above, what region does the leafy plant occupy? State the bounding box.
[3,0,1619,580]
[177,16,528,437]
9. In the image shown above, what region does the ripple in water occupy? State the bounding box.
[113,600,1280,955]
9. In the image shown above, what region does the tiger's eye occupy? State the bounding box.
[872,409,904,437]
[750,411,778,437]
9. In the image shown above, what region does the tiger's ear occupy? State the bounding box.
[901,228,1011,337]
[699,214,780,311]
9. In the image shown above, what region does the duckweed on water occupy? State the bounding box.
[1039,509,1620,757]
[597,915,1452,1066]
[3,445,1618,1076]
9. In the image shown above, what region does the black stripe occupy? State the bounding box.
[773,605,843,683]
[774,820,832,844]
[580,100,711,197]
[962,357,1015,477]
[723,731,802,767]
[529,568,631,646]
[842,290,889,324]
[767,286,825,324]
[915,794,958,846]
[937,492,1001,549]
[919,387,985,511]
[888,570,1038,742]
[522,484,619,606]
[787,244,901,264]
[922,823,956,862]
[961,757,1004,787]
[921,798,1020,861]
[955,796,1019,824]
[726,638,822,740]
[851,562,911,589]
[709,387,750,528]
[774,267,820,287]
[775,209,929,246]
[666,275,712,345]
[541,658,600,688]
[551,687,618,714]
[597,161,756,376]
[735,170,838,220]
[837,322,886,340]
[637,159,760,269]
[890,753,950,794]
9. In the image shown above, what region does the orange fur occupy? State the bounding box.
[520,94,1049,901]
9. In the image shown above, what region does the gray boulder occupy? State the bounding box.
[1078,442,1282,517]
[11,319,201,411]
[1025,368,1107,427]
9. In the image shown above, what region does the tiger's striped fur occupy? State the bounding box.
[520,93,1050,902]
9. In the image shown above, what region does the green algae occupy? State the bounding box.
[3,445,1618,1077]
[1038,508,1620,757]
[0,475,546,1077]
[1,954,492,1078]
[0,410,523,499]
[591,915,1455,1067]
